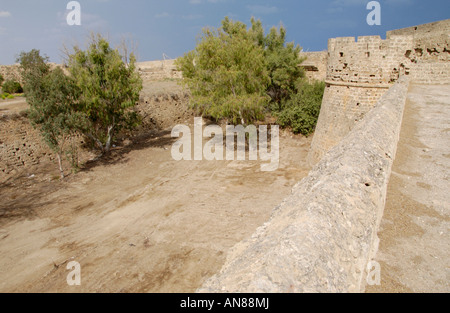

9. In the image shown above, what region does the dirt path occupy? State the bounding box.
[0,125,312,292]
[366,84,450,293]
[0,98,28,115]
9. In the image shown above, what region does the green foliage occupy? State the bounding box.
[0,73,4,86]
[177,16,307,125]
[25,67,86,152]
[249,18,305,105]
[176,17,270,125]
[68,34,143,153]
[17,49,50,75]
[18,50,86,177]
[0,93,9,99]
[2,80,23,94]
[276,80,325,136]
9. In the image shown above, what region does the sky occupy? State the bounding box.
[0,0,448,64]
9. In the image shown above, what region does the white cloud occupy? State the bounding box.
[182,14,203,20]
[331,0,414,8]
[155,12,171,19]
[385,0,415,6]
[189,0,227,4]
[318,18,358,29]
[0,11,12,18]
[331,0,367,6]
[57,10,108,29]
[247,5,279,15]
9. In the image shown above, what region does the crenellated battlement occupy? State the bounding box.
[308,19,450,165]
[327,35,415,85]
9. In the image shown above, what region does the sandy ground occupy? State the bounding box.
[366,84,450,293]
[0,115,312,292]
[0,98,28,115]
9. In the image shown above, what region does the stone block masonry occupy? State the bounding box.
[299,51,328,82]
[0,114,53,180]
[308,19,449,165]
[136,59,182,81]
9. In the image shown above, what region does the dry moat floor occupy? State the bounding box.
[0,110,312,292]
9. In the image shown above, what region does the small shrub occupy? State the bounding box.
[7,94,15,99]
[2,80,23,94]
[276,80,325,136]
[0,93,11,100]
[0,73,4,86]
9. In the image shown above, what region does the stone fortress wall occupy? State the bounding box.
[0,64,21,84]
[0,60,182,86]
[308,19,450,165]
[299,51,328,82]
[200,19,449,293]
[200,76,410,293]
[136,59,182,81]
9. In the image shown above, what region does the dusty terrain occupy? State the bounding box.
[0,98,28,115]
[0,81,312,292]
[366,84,450,293]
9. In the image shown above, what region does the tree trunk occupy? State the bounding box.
[88,133,105,154]
[105,124,114,153]
[239,110,245,126]
[56,153,65,179]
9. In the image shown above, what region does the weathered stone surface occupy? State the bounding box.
[308,19,450,165]
[198,77,410,293]
[299,51,328,82]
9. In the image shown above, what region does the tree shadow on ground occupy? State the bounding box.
[0,128,177,226]
[80,129,176,173]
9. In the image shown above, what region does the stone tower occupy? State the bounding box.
[308,19,450,165]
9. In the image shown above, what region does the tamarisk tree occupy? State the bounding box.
[18,49,86,178]
[176,17,270,125]
[68,34,143,153]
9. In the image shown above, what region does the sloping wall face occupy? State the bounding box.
[308,19,449,165]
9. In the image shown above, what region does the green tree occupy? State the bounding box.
[67,34,143,153]
[277,80,325,136]
[18,50,86,178]
[0,73,4,87]
[176,17,270,125]
[2,80,23,94]
[250,18,305,106]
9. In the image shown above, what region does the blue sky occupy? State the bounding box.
[0,0,448,64]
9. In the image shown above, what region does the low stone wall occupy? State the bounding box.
[0,65,21,84]
[199,77,410,293]
[136,59,182,81]
[299,51,328,82]
[0,113,53,180]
